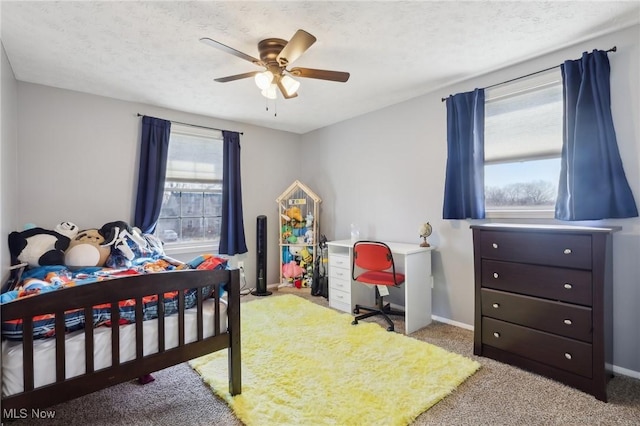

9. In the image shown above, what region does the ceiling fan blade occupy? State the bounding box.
[276,29,317,67]
[214,71,260,83]
[289,67,350,82]
[200,37,263,66]
[277,80,298,99]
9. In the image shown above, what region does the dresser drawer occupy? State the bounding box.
[478,230,592,269]
[482,317,593,378]
[329,254,350,270]
[481,259,592,306]
[481,288,593,342]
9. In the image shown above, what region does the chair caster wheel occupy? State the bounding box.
[352,320,358,325]
[353,308,360,314]
[387,326,394,332]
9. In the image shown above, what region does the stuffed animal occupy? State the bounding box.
[304,229,314,244]
[282,246,293,264]
[281,224,293,243]
[284,206,305,228]
[55,222,80,239]
[8,222,78,267]
[65,228,111,268]
[289,246,303,259]
[99,220,146,261]
[299,246,313,267]
[285,206,303,222]
[282,260,305,281]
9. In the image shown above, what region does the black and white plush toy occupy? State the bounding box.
[8,222,79,267]
[99,220,146,261]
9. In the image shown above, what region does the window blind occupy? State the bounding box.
[484,69,563,163]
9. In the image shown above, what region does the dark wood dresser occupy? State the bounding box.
[471,223,620,401]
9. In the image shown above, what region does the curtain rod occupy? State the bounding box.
[441,46,617,102]
[136,113,244,135]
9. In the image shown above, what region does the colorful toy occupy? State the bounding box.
[284,206,304,223]
[282,246,293,264]
[281,224,293,243]
[299,246,313,267]
[282,260,305,281]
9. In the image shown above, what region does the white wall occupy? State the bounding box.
[1,42,18,283]
[302,25,640,375]
[15,83,301,286]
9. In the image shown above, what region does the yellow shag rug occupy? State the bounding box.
[190,294,481,425]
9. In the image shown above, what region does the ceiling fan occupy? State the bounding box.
[200,29,350,99]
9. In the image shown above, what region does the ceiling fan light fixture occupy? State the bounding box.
[261,84,278,99]
[280,75,301,97]
[254,70,274,90]
[203,29,350,102]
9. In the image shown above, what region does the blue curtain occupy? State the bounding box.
[219,131,248,255]
[555,50,638,220]
[443,89,486,219]
[133,116,171,233]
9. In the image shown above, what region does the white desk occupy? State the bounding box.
[326,239,434,334]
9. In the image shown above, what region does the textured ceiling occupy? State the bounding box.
[2,1,639,134]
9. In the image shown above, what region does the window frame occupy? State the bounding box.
[156,123,224,255]
[483,68,563,219]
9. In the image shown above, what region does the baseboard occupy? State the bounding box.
[431,314,474,331]
[432,315,640,379]
[612,364,640,380]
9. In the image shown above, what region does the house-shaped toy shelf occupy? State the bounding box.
[276,180,321,288]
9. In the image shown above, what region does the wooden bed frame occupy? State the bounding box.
[1,268,241,418]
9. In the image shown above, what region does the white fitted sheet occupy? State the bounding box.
[2,298,227,397]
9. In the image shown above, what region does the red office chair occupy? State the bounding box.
[351,241,405,332]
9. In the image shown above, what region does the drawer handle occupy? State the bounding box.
[563,248,572,255]
[493,272,499,279]
[565,353,572,360]
[564,319,573,325]
[492,243,498,249]
[493,332,500,338]
[492,303,500,309]
[564,283,573,290]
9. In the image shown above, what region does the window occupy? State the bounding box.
[155,124,223,250]
[484,69,563,217]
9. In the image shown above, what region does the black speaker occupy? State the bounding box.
[251,215,271,296]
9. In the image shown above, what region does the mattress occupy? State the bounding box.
[2,298,228,397]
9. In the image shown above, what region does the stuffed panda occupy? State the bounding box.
[8,222,79,268]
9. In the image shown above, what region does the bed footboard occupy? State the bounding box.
[1,268,241,416]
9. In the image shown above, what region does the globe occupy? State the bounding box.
[419,222,432,247]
